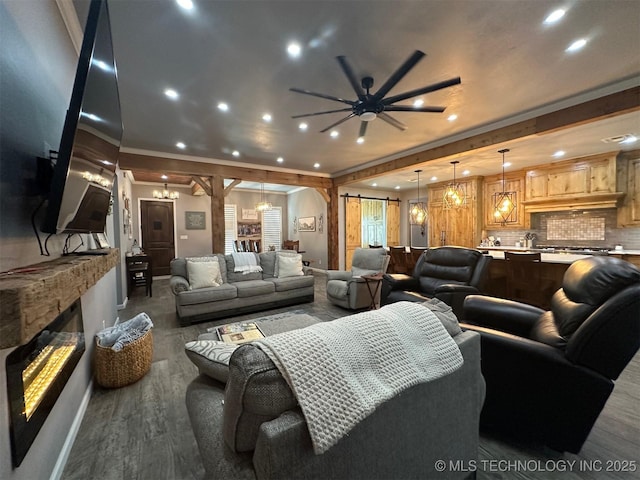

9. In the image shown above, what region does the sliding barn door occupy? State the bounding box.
[345,197,361,269]
[386,200,400,246]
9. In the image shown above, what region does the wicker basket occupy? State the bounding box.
[95,329,153,388]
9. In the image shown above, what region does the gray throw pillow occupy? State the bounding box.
[421,298,462,336]
[184,339,238,383]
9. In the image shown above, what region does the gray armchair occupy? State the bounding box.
[326,247,390,310]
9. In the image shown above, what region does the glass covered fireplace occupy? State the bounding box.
[5,299,85,467]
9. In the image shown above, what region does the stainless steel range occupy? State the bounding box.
[534,245,611,255]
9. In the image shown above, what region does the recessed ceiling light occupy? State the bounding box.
[413,99,424,108]
[462,169,470,175]
[164,88,179,100]
[217,102,229,112]
[330,130,339,138]
[277,157,284,163]
[553,150,565,158]
[544,9,565,25]
[356,137,365,144]
[372,183,378,187]
[262,113,272,122]
[430,176,437,181]
[299,122,308,131]
[620,135,638,144]
[503,162,512,168]
[232,150,240,157]
[566,38,587,53]
[161,174,168,180]
[313,163,320,169]
[447,114,458,122]
[287,42,302,58]
[176,0,193,10]
[394,186,400,190]
[176,142,186,149]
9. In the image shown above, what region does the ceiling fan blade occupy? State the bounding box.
[290,87,355,105]
[378,112,408,131]
[382,77,461,105]
[292,108,353,119]
[373,50,425,101]
[384,105,446,113]
[336,56,366,99]
[358,121,368,138]
[319,113,356,133]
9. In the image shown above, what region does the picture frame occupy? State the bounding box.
[298,216,316,232]
[242,208,258,220]
[185,211,206,230]
[92,232,110,249]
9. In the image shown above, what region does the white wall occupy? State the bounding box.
[287,188,327,267]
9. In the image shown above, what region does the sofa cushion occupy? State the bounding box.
[276,253,304,278]
[185,339,238,383]
[258,251,277,278]
[223,343,297,453]
[234,280,275,298]
[267,275,315,292]
[178,283,238,305]
[187,258,223,289]
[225,254,264,283]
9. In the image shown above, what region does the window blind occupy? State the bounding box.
[262,207,282,251]
[224,204,237,254]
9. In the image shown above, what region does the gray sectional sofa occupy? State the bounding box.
[170,252,314,326]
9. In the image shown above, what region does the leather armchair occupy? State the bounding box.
[326,247,389,310]
[381,246,492,320]
[460,256,640,453]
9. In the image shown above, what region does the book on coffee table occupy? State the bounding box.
[215,322,265,344]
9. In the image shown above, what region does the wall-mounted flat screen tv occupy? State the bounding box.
[41,0,122,235]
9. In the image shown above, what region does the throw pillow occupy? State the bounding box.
[421,298,462,336]
[186,255,224,285]
[274,250,300,277]
[276,253,304,278]
[185,339,238,383]
[187,259,222,289]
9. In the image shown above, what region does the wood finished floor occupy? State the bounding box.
[62,272,640,480]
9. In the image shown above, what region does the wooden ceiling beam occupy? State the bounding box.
[315,188,330,203]
[191,176,212,196]
[118,153,333,188]
[333,86,640,186]
[224,178,242,196]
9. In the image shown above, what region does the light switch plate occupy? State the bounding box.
[180,235,188,240]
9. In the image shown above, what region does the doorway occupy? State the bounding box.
[140,200,176,276]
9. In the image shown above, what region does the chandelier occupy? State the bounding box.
[409,169,427,229]
[443,160,467,209]
[153,183,179,200]
[255,183,272,212]
[492,149,517,224]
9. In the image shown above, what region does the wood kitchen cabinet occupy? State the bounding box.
[617,151,640,227]
[483,170,528,229]
[427,177,482,248]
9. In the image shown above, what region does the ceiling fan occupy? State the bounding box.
[290,50,461,139]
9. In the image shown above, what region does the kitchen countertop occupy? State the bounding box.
[477,246,640,264]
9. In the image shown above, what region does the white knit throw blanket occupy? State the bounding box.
[255,301,463,454]
[231,252,262,274]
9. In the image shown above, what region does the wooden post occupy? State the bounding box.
[210,175,225,253]
[327,187,339,269]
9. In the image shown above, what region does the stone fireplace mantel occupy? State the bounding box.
[0,249,119,349]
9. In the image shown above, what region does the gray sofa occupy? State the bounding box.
[170,252,314,326]
[186,321,485,479]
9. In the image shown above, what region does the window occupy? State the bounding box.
[224,204,237,254]
[361,199,386,247]
[262,207,282,251]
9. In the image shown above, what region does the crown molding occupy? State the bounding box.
[55,0,83,56]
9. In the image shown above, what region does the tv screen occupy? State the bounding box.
[41,0,122,235]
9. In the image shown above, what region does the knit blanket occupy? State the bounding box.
[231,252,262,274]
[255,301,463,454]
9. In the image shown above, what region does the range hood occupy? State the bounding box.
[521,192,625,213]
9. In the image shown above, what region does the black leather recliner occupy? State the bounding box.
[381,246,492,321]
[460,256,640,453]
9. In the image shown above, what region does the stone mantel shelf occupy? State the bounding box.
[0,249,119,350]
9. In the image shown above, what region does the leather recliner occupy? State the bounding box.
[460,256,640,453]
[381,246,492,321]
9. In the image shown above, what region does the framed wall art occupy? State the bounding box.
[297,216,316,232]
[185,211,206,230]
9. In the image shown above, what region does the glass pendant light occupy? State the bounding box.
[443,160,467,209]
[492,149,517,224]
[255,183,272,212]
[409,169,427,227]
[153,183,179,199]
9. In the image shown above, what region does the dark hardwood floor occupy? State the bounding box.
[61,272,639,480]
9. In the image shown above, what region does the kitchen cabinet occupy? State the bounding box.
[483,170,528,228]
[617,152,640,227]
[427,177,482,248]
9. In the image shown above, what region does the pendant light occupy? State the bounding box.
[409,169,427,228]
[443,160,467,209]
[153,183,179,199]
[255,183,272,212]
[492,149,517,224]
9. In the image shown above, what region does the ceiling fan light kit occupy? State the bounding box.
[443,160,467,209]
[290,50,460,139]
[492,149,518,224]
[153,183,179,200]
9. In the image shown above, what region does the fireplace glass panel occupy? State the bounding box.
[5,299,85,468]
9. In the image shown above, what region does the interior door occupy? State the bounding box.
[141,200,175,276]
[344,197,361,269]
[386,200,400,246]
